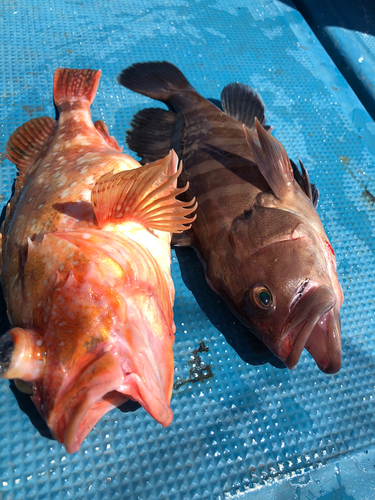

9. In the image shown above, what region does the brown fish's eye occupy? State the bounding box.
[250,285,273,310]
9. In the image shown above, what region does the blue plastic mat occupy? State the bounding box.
[1,1,375,499]
[292,0,375,121]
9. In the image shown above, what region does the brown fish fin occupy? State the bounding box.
[244,119,294,200]
[91,150,197,233]
[171,229,195,247]
[221,83,266,129]
[291,158,320,207]
[94,120,123,152]
[53,68,101,106]
[118,61,195,103]
[127,108,175,164]
[4,116,57,177]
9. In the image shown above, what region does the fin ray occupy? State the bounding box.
[118,61,194,102]
[53,68,101,106]
[244,119,294,200]
[4,116,57,176]
[91,150,197,233]
[126,108,175,164]
[221,83,265,129]
[291,159,320,207]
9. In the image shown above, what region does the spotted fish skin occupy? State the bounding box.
[119,61,344,374]
[0,68,195,453]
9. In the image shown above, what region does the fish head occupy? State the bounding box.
[0,230,175,453]
[212,206,343,373]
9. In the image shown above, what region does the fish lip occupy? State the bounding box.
[281,285,340,373]
[48,351,173,454]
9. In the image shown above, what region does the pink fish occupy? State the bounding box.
[0,68,196,453]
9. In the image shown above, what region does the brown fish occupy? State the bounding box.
[0,67,196,453]
[118,61,344,374]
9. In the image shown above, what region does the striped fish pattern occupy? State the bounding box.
[118,61,344,374]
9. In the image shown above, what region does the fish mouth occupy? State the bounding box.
[280,285,341,374]
[43,350,173,454]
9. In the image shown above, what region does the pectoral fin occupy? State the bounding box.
[91,150,197,233]
[244,118,294,200]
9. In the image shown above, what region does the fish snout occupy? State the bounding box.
[280,285,341,373]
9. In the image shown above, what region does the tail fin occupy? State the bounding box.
[53,68,101,107]
[117,61,195,102]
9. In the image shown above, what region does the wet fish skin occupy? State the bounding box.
[118,61,344,374]
[0,68,195,453]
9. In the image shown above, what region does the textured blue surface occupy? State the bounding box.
[1,1,375,499]
[292,0,375,121]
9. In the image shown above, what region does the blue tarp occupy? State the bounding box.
[1,1,375,499]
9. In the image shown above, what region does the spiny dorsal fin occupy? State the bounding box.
[244,119,294,200]
[4,116,57,177]
[221,83,265,129]
[91,150,197,233]
[53,68,101,107]
[94,120,122,152]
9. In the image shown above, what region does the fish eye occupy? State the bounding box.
[250,285,273,310]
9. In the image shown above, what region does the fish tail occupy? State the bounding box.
[53,68,101,107]
[118,61,195,103]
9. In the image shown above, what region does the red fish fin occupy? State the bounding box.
[53,68,101,106]
[94,120,122,152]
[91,150,197,233]
[244,119,294,200]
[4,116,56,177]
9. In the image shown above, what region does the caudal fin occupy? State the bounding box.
[53,68,101,107]
[117,61,195,102]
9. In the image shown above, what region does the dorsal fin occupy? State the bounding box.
[94,120,122,152]
[244,119,294,200]
[221,83,265,129]
[4,116,57,177]
[91,150,197,233]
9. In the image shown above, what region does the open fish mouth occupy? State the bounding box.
[280,285,341,374]
[43,351,173,454]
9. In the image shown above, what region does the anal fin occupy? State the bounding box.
[91,150,197,233]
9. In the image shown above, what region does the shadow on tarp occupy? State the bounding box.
[279,0,375,36]
[280,0,375,120]
[174,246,286,370]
